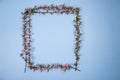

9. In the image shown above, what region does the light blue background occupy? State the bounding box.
[0,0,120,80]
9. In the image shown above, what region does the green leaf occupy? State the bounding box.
[75,46,80,50]
[76,37,79,41]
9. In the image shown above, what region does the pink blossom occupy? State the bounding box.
[43,65,47,70]
[27,8,32,14]
[56,6,58,10]
[48,5,52,9]
[58,5,63,9]
[22,43,26,47]
[64,64,67,68]
[59,65,63,69]
[73,8,77,13]
[54,64,58,68]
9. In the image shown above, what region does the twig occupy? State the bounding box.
[70,66,81,71]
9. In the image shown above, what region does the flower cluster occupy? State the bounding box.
[20,4,81,72]
[22,4,80,15]
[29,64,72,72]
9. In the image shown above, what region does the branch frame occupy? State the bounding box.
[20,4,81,72]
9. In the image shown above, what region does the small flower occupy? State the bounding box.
[72,8,77,13]
[27,8,32,14]
[55,6,58,10]
[53,64,58,68]
[59,65,63,69]
[22,24,26,27]
[64,64,68,68]
[58,5,63,9]
[48,5,52,9]
[22,43,26,47]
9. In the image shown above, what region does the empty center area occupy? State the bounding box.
[32,14,75,64]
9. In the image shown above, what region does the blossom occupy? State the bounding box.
[22,43,26,47]
[53,64,58,68]
[27,8,32,14]
[58,5,63,9]
[72,8,77,13]
[48,5,52,9]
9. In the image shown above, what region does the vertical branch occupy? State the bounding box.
[27,15,32,68]
[74,8,81,71]
[22,13,28,73]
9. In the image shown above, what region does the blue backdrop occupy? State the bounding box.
[0,0,120,80]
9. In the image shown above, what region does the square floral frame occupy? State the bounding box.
[20,4,81,72]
